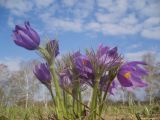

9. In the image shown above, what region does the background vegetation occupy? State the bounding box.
[0,53,160,120]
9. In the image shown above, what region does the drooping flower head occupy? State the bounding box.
[46,40,59,58]
[117,61,148,88]
[33,63,51,89]
[13,21,40,50]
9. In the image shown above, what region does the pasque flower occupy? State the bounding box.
[117,61,148,87]
[83,44,121,86]
[72,45,122,93]
[99,75,117,95]
[96,44,122,69]
[59,68,73,89]
[34,63,51,88]
[59,51,88,89]
[46,40,59,58]
[13,21,40,50]
[74,55,93,80]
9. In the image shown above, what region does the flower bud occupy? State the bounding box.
[13,21,40,50]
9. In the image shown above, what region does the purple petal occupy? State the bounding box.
[18,31,38,48]
[15,25,27,33]
[127,61,147,66]
[97,44,109,57]
[13,32,34,50]
[109,47,118,56]
[24,22,39,41]
[131,74,148,87]
[117,73,133,87]
[72,51,81,58]
[33,63,51,84]
[13,22,40,50]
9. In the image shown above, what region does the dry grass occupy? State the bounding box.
[0,103,160,120]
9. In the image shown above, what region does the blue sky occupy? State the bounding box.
[0,0,160,71]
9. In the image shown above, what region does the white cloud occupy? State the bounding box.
[97,0,111,8]
[54,19,82,32]
[143,17,160,27]
[141,27,160,40]
[94,0,160,39]
[129,44,141,49]
[62,0,77,7]
[7,16,28,29]
[141,17,160,39]
[97,0,128,15]
[126,51,156,61]
[96,0,128,23]
[126,51,146,60]
[35,0,53,8]
[73,0,95,19]
[94,12,141,36]
[40,13,83,32]
[95,13,119,23]
[121,14,138,25]
[85,22,101,32]
[7,16,15,28]
[2,0,160,40]
[101,23,141,35]
[140,1,160,17]
[131,0,160,17]
[132,0,146,10]
[0,0,33,16]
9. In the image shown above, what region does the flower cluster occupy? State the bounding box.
[13,22,59,86]
[13,22,148,120]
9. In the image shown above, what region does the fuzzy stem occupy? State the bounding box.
[89,77,100,120]
[63,87,105,120]
[99,80,112,117]
[49,87,56,106]
[77,81,82,119]
[78,87,82,117]
[50,64,67,119]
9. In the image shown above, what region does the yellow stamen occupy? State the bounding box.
[124,72,131,79]
[82,60,87,65]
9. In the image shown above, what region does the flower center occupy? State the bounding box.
[124,72,131,79]
[82,59,87,65]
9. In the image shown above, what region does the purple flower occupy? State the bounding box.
[96,44,122,69]
[73,54,94,81]
[13,21,40,50]
[117,61,148,87]
[46,40,59,58]
[72,45,122,94]
[72,51,81,58]
[59,69,72,89]
[59,67,86,90]
[99,75,117,95]
[72,45,121,93]
[33,63,51,87]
